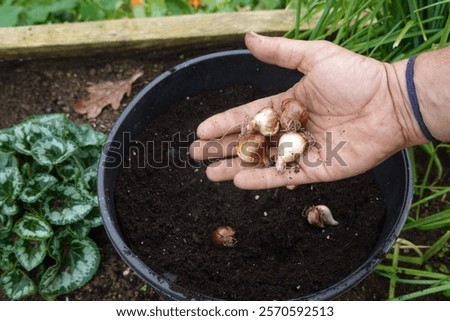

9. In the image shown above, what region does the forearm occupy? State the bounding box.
[414,47,450,142]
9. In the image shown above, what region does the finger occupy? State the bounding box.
[245,32,331,74]
[189,134,239,161]
[196,96,274,140]
[196,89,299,140]
[233,147,331,190]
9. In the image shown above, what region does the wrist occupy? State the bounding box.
[413,48,450,142]
[388,59,428,147]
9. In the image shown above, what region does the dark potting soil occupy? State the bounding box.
[115,84,386,300]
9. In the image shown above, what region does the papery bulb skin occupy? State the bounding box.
[248,107,280,136]
[237,133,269,166]
[280,99,308,131]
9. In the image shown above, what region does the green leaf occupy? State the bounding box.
[66,121,106,147]
[31,136,77,166]
[149,0,167,16]
[77,146,101,168]
[0,241,15,271]
[38,263,59,297]
[13,214,53,240]
[12,122,53,155]
[0,4,23,27]
[255,0,284,10]
[0,214,13,239]
[25,0,78,24]
[80,165,98,191]
[79,3,105,21]
[1,199,18,216]
[39,230,100,298]
[20,173,58,203]
[166,0,193,15]
[0,129,15,153]
[0,151,18,169]
[69,208,103,238]
[0,268,37,300]
[56,163,81,183]
[0,167,23,207]
[21,161,53,180]
[14,237,47,271]
[132,5,146,18]
[25,114,67,124]
[43,185,94,225]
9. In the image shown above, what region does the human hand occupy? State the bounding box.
[190,33,426,190]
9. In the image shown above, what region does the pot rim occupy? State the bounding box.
[97,49,413,300]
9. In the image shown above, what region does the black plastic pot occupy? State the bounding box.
[98,50,413,300]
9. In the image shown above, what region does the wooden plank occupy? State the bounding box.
[0,10,315,60]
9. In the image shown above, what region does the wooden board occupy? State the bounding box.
[0,10,316,60]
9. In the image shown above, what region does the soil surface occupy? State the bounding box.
[0,44,447,301]
[115,84,386,300]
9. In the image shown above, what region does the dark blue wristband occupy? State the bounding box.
[406,57,439,143]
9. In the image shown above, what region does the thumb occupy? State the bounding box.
[245,32,329,74]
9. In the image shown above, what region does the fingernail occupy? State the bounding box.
[246,31,261,39]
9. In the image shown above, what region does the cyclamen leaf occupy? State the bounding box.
[25,113,66,125]
[43,185,94,225]
[56,163,81,183]
[14,237,47,271]
[69,207,103,238]
[12,122,53,155]
[78,146,101,168]
[0,214,13,239]
[0,130,15,153]
[21,161,53,179]
[1,200,18,216]
[74,123,106,147]
[31,161,53,175]
[20,173,58,203]
[73,70,144,119]
[80,165,98,191]
[0,152,18,169]
[39,231,100,298]
[13,214,53,240]
[0,167,23,207]
[0,242,15,271]
[0,268,37,300]
[31,136,77,166]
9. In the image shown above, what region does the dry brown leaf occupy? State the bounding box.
[74,70,144,119]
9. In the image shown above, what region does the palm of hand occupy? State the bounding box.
[192,37,409,189]
[288,44,406,182]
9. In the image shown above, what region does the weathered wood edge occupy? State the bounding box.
[0,10,319,60]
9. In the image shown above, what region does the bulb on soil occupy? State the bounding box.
[211,226,237,248]
[305,205,339,228]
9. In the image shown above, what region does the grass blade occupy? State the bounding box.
[422,231,450,262]
[390,282,450,300]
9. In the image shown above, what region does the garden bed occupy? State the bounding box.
[0,38,448,301]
